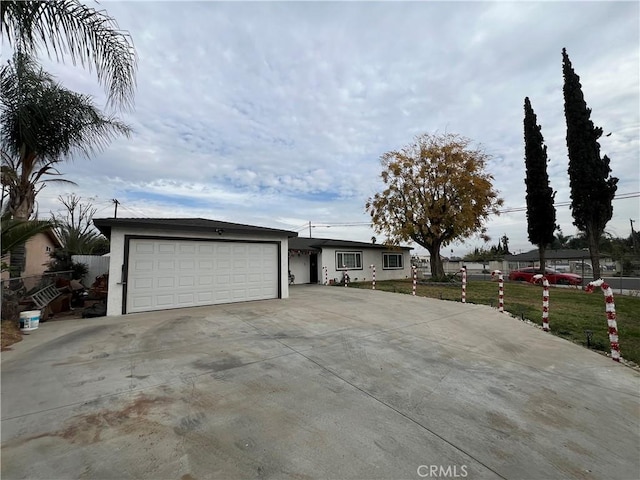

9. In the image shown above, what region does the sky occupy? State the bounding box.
[7,0,640,257]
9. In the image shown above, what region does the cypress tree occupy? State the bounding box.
[562,48,618,280]
[523,97,556,271]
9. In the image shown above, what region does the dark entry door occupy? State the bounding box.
[310,254,318,283]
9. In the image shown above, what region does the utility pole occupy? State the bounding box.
[631,219,638,252]
[308,221,312,238]
[112,199,120,218]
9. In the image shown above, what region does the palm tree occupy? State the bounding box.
[1,51,131,220]
[1,52,130,278]
[1,0,137,109]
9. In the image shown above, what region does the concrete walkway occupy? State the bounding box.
[2,286,639,479]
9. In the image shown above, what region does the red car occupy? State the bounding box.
[508,267,582,285]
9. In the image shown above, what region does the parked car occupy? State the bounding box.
[508,267,582,285]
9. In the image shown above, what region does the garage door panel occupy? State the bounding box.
[179,260,195,270]
[134,260,154,271]
[177,293,194,304]
[178,276,195,287]
[156,295,175,306]
[216,289,231,302]
[198,244,214,254]
[198,292,213,302]
[135,242,155,254]
[127,239,279,313]
[158,243,176,254]
[216,259,231,269]
[131,296,153,309]
[199,260,213,269]
[156,277,174,288]
[133,277,153,289]
[177,243,194,253]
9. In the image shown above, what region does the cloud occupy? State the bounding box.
[15,0,639,256]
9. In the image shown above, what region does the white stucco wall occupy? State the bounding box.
[288,253,312,284]
[318,247,412,284]
[106,227,290,316]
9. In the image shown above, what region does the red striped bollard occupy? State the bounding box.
[585,279,621,362]
[532,274,550,331]
[370,265,376,290]
[460,267,467,303]
[323,266,328,285]
[491,270,504,312]
[412,266,417,296]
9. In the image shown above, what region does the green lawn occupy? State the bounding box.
[348,279,640,365]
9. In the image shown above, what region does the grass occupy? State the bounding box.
[348,279,640,366]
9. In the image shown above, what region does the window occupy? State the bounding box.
[383,253,404,269]
[336,251,362,270]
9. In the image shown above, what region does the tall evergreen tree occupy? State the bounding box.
[523,97,556,270]
[562,48,618,280]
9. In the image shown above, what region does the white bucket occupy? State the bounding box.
[19,310,40,332]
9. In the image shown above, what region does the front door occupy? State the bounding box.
[310,254,318,284]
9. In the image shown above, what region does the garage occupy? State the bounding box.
[93,218,296,316]
[127,239,279,313]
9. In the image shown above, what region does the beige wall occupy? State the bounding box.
[23,233,56,276]
[1,233,56,281]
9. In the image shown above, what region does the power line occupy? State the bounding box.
[498,191,639,214]
[306,191,640,228]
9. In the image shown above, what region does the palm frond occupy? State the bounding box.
[1,0,137,110]
[1,212,53,255]
[1,51,132,163]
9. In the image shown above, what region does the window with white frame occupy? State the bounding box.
[336,251,362,270]
[383,252,404,269]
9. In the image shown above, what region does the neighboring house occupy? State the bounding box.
[505,249,614,273]
[93,218,297,316]
[288,237,413,285]
[1,229,61,284]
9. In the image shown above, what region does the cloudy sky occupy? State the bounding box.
[14,0,640,257]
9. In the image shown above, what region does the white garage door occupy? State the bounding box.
[126,239,279,313]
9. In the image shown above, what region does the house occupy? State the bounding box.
[288,237,413,285]
[93,218,297,316]
[1,229,61,288]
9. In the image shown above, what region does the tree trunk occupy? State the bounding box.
[8,243,26,279]
[10,184,36,220]
[539,245,546,272]
[8,185,35,280]
[586,228,601,280]
[428,246,445,280]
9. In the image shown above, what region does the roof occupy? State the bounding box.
[93,218,298,239]
[505,248,593,261]
[289,237,412,251]
[43,228,63,248]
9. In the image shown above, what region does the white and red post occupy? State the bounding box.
[343,265,348,287]
[412,266,417,296]
[323,266,328,285]
[585,279,621,362]
[370,265,376,290]
[532,274,550,331]
[460,267,467,303]
[491,270,504,313]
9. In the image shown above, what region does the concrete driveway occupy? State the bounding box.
[2,286,639,480]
